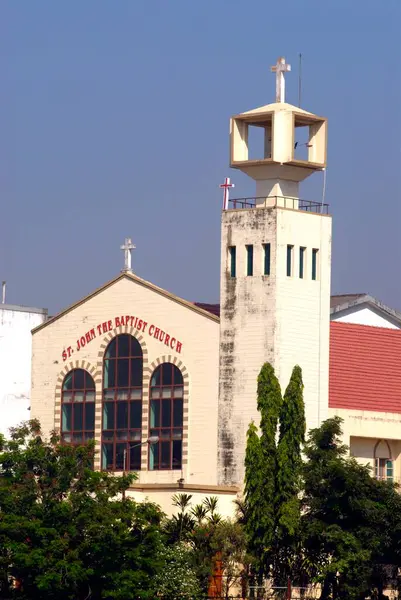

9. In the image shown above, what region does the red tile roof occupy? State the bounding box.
[330,321,401,413]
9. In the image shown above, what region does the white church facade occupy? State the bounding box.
[29,58,401,515]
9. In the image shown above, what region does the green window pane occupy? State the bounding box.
[103,402,114,430]
[150,400,160,428]
[299,247,306,279]
[246,245,253,276]
[62,405,72,432]
[287,245,293,277]
[312,249,318,280]
[104,360,115,388]
[102,444,113,470]
[149,442,158,470]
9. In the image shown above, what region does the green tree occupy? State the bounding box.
[274,365,306,583]
[244,363,282,578]
[0,421,165,600]
[301,417,401,600]
[163,493,195,543]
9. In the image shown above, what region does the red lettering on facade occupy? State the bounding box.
[62,317,182,358]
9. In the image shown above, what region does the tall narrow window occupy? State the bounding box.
[299,247,306,279]
[149,363,184,470]
[286,245,293,277]
[246,245,254,276]
[312,248,319,280]
[229,246,236,278]
[263,243,271,276]
[61,369,95,444]
[102,334,143,472]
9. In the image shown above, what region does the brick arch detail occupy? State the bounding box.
[145,356,190,470]
[96,328,149,374]
[54,361,100,435]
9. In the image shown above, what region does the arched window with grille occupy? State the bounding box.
[102,334,143,471]
[149,363,184,470]
[61,369,95,444]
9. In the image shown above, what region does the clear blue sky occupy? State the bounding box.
[1,0,400,314]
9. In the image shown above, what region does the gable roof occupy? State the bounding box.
[329,321,401,413]
[194,302,220,317]
[330,293,401,327]
[32,272,219,334]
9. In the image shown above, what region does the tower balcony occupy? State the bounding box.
[227,195,329,215]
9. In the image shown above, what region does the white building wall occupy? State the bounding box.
[0,306,47,437]
[331,306,400,329]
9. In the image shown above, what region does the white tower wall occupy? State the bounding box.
[218,206,331,486]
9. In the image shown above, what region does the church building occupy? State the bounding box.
[30,58,401,516]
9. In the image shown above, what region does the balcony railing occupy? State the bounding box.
[228,196,329,214]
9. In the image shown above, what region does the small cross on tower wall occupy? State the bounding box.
[270,56,291,103]
[120,237,136,273]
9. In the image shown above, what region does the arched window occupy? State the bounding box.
[149,363,183,470]
[374,439,393,481]
[102,334,143,471]
[61,369,95,444]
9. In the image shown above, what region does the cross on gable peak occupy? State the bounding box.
[270,56,291,103]
[120,237,136,273]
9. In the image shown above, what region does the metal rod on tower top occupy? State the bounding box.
[298,53,302,107]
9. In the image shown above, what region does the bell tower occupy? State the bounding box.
[218,57,332,486]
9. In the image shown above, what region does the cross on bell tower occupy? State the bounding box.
[120,237,136,273]
[270,56,291,103]
[218,56,332,488]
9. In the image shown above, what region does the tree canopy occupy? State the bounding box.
[301,417,401,600]
[0,421,164,600]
